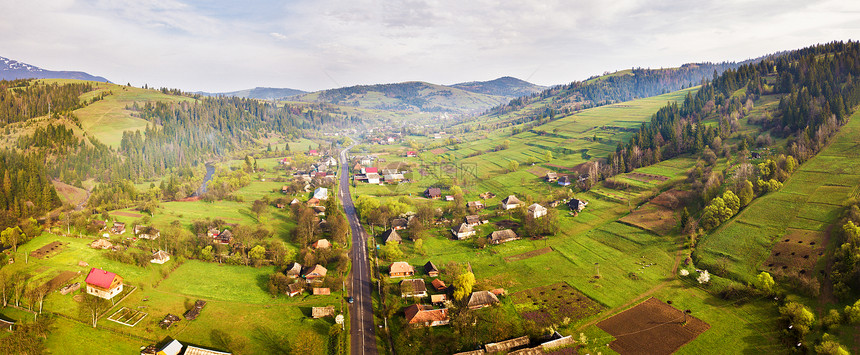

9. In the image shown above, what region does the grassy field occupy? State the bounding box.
[697,109,860,284]
[1,233,341,354]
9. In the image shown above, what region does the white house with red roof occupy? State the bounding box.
[85,267,123,300]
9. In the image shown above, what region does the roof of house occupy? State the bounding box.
[404,304,449,324]
[465,215,480,224]
[527,203,547,213]
[546,172,558,178]
[502,195,522,205]
[490,229,518,242]
[390,262,414,274]
[183,345,233,355]
[381,229,402,243]
[425,187,442,196]
[453,223,474,234]
[467,290,500,308]
[313,288,331,295]
[431,294,447,303]
[568,198,586,209]
[312,239,331,249]
[364,167,378,173]
[286,262,302,276]
[219,229,233,239]
[303,264,328,278]
[467,201,484,207]
[158,339,183,355]
[424,261,439,274]
[431,279,446,289]
[558,176,572,183]
[400,279,427,293]
[152,250,170,261]
[85,268,119,289]
[312,306,336,318]
[391,218,408,228]
[485,336,530,353]
[288,282,304,294]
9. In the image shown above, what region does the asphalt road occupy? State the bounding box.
[339,147,378,355]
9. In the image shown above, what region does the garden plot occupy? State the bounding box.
[41,270,79,292]
[107,307,148,327]
[763,228,826,278]
[30,241,65,259]
[511,282,605,328]
[597,297,709,355]
[619,189,692,236]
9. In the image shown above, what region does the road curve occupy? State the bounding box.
[339,147,378,355]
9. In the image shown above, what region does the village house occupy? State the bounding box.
[365,172,381,184]
[215,229,233,244]
[391,218,408,230]
[111,221,126,234]
[431,278,446,291]
[303,264,328,283]
[558,176,572,186]
[207,228,220,238]
[568,198,588,212]
[404,305,450,327]
[92,219,107,231]
[465,215,481,227]
[184,345,233,355]
[425,187,442,199]
[321,156,338,167]
[424,261,439,277]
[288,282,305,297]
[85,267,123,300]
[152,339,183,355]
[467,201,485,210]
[467,290,500,309]
[489,229,519,245]
[400,279,428,298]
[381,168,399,175]
[306,197,320,207]
[451,223,476,240]
[384,173,405,183]
[312,306,336,319]
[311,239,331,249]
[313,187,329,200]
[431,294,447,305]
[381,229,402,244]
[359,156,374,166]
[89,239,112,250]
[134,225,160,240]
[308,149,320,156]
[286,262,302,278]
[313,288,331,296]
[150,250,170,264]
[501,195,522,210]
[389,262,415,277]
[445,195,455,201]
[406,151,417,157]
[527,203,547,219]
[361,166,378,174]
[545,172,558,182]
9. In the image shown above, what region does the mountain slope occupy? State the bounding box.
[196,87,306,100]
[290,81,509,115]
[0,56,110,82]
[448,76,546,98]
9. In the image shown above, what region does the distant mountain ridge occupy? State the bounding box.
[196,87,307,100]
[289,81,514,115]
[0,56,110,82]
[449,76,546,98]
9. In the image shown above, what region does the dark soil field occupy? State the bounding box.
[42,270,79,292]
[494,220,521,230]
[504,247,553,262]
[111,210,144,218]
[618,190,692,235]
[763,228,826,278]
[597,297,709,355]
[627,172,669,183]
[29,241,65,259]
[511,282,605,327]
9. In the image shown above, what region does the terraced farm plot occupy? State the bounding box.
[511,282,605,327]
[597,297,710,355]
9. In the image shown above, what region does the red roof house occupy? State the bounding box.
[364,167,378,174]
[85,268,124,300]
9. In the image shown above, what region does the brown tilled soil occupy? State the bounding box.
[597,297,709,355]
[764,234,825,279]
[494,220,521,229]
[504,247,553,262]
[42,271,79,292]
[619,205,676,236]
[111,210,144,218]
[627,172,670,183]
[30,241,65,259]
[511,282,605,327]
[429,148,446,155]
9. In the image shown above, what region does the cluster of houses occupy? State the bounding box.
[353,165,407,184]
[389,261,503,327]
[283,262,330,297]
[545,171,589,187]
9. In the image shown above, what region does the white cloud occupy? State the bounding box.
[0,0,857,92]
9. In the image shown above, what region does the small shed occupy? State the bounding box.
[424,261,439,277]
[312,306,336,319]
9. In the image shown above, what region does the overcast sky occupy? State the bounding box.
[1,0,858,92]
